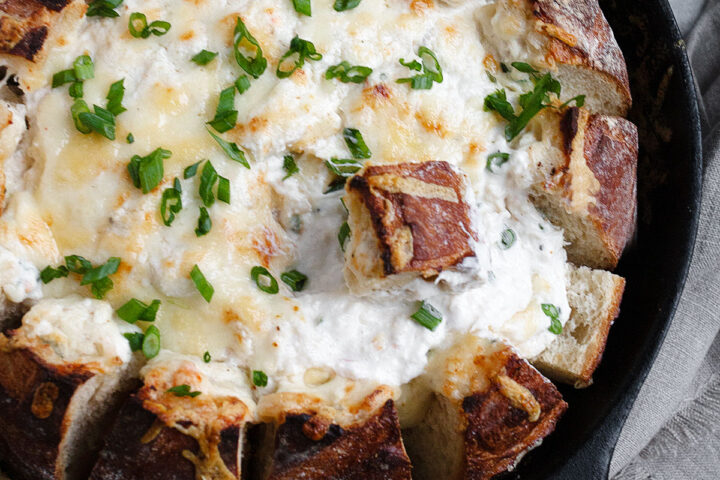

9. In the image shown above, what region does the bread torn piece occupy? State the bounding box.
[344,161,477,294]
[528,107,638,270]
[0,0,86,91]
[533,264,625,388]
[252,384,412,480]
[403,335,567,480]
[476,0,631,116]
[90,351,256,480]
[0,297,141,480]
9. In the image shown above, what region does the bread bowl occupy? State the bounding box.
[0,0,640,478]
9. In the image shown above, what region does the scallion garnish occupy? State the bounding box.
[542,303,563,334]
[117,298,161,323]
[76,105,116,139]
[283,155,299,180]
[106,79,126,115]
[343,127,371,159]
[500,228,516,249]
[235,75,251,94]
[43,255,121,299]
[411,300,442,331]
[207,129,250,168]
[207,86,237,133]
[217,176,230,204]
[160,179,182,226]
[40,266,69,284]
[338,222,350,251]
[511,62,538,74]
[203,351,211,363]
[559,95,586,108]
[184,161,202,179]
[280,270,307,291]
[124,332,144,351]
[324,177,346,194]
[486,152,510,172]
[52,69,75,88]
[292,0,312,16]
[251,266,278,294]
[191,49,218,65]
[276,36,323,79]
[69,81,83,98]
[167,384,201,397]
[142,325,161,358]
[129,12,171,38]
[198,161,218,207]
[80,257,121,286]
[71,99,92,134]
[86,0,123,18]
[233,17,267,79]
[333,0,362,11]
[195,206,212,236]
[397,46,443,90]
[191,264,214,302]
[325,158,362,177]
[325,61,372,84]
[252,370,268,387]
[126,132,134,143]
[128,147,171,193]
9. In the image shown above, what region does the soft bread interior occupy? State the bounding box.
[533,264,625,388]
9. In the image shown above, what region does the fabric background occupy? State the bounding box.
[610,0,720,478]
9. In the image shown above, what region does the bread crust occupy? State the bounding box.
[0,0,73,61]
[0,339,93,480]
[260,399,412,480]
[89,395,243,480]
[531,0,631,114]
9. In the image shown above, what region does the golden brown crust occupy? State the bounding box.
[462,354,567,479]
[0,0,74,61]
[531,0,631,114]
[261,399,412,480]
[0,338,92,480]
[347,161,475,277]
[89,395,243,480]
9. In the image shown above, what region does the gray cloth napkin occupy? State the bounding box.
[611,0,720,478]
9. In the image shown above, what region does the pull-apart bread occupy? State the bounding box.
[0,0,637,478]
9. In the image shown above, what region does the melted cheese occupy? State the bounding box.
[3,0,571,393]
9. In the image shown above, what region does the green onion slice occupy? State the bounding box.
[203,351,212,363]
[325,61,372,83]
[184,160,202,179]
[338,221,350,251]
[117,298,161,323]
[167,384,201,397]
[160,180,182,226]
[106,79,126,116]
[40,265,69,284]
[207,129,250,168]
[276,36,322,79]
[280,270,307,292]
[128,148,171,193]
[195,206,212,237]
[252,370,268,387]
[500,228,516,249]
[124,332,144,351]
[251,266,279,294]
[86,0,123,18]
[235,75,251,94]
[283,155,299,180]
[192,49,218,65]
[292,0,311,16]
[343,127,371,159]
[142,325,161,358]
[199,160,218,207]
[126,132,135,144]
[333,0,362,11]
[217,176,230,204]
[411,300,442,331]
[486,152,510,172]
[208,86,238,133]
[73,55,94,81]
[233,17,267,79]
[542,303,563,334]
[191,264,214,302]
[325,158,362,178]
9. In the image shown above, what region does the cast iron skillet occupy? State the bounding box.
[503,0,704,478]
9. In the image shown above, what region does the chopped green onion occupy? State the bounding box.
[235,75,251,94]
[65,255,92,274]
[251,266,278,294]
[124,332,144,351]
[511,62,538,74]
[486,152,510,172]
[198,161,218,207]
[397,46,443,90]
[191,264,214,302]
[80,257,120,285]
[399,58,422,71]
[68,81,83,98]
[325,158,362,178]
[128,148,171,193]
[203,351,211,363]
[142,325,161,358]
[333,0,362,11]
[484,89,516,122]
[343,127,371,159]
[73,55,94,81]
[542,303,563,334]
[324,177,346,194]
[486,71,497,83]
[500,63,509,73]
[281,270,307,291]
[70,99,92,134]
[90,277,114,299]
[126,132,134,143]
[411,300,442,331]
[338,221,350,251]
[207,129,250,168]
[276,36,323,79]
[160,180,182,226]
[208,87,238,133]
[129,12,171,38]
[40,265,69,284]
[500,228,516,249]
[86,0,123,18]
[184,161,202,179]
[167,384,201,397]
[77,105,116,140]
[52,69,77,88]
[325,61,372,84]
[106,79,126,116]
[195,206,212,237]
[560,95,586,108]
[191,49,218,65]
[292,0,311,16]
[233,17,267,79]
[217,176,230,204]
[283,155,299,180]
[252,370,268,387]
[117,298,161,323]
